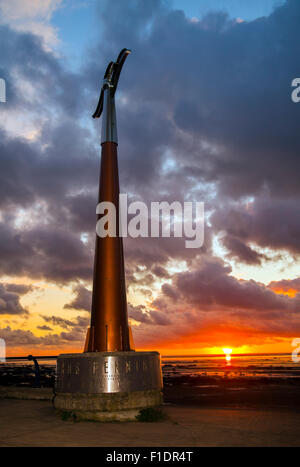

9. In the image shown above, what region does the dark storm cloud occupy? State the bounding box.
[163,258,300,312]
[212,196,300,262]
[221,235,266,265]
[88,0,300,201]
[124,230,212,276]
[127,256,300,348]
[4,284,33,295]
[0,221,92,282]
[128,303,171,326]
[0,24,99,283]
[0,283,29,315]
[0,123,97,211]
[81,0,300,266]
[151,265,170,279]
[64,285,92,312]
[0,24,84,116]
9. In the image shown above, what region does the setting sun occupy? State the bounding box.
[223,348,233,362]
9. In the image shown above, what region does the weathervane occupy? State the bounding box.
[93,48,131,144]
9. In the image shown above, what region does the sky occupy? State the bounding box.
[0,0,300,356]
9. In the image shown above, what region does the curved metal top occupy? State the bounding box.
[93,48,131,119]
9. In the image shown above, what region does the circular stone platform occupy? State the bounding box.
[53,351,163,421]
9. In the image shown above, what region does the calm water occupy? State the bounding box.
[162,354,300,378]
[2,353,300,380]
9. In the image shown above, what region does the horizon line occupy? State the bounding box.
[3,352,291,360]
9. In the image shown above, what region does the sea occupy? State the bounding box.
[1,353,300,381]
[162,354,300,378]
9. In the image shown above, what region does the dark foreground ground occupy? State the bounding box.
[163,374,300,410]
[1,367,300,446]
[0,398,300,446]
[2,365,300,410]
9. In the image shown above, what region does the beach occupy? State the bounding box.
[1,355,300,446]
[0,398,300,447]
[1,366,300,446]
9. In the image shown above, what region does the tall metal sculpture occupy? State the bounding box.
[54,50,162,421]
[85,49,132,353]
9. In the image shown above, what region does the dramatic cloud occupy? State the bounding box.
[269,277,300,297]
[130,257,300,350]
[1,0,300,353]
[160,259,300,313]
[86,0,300,261]
[0,222,93,283]
[0,326,40,346]
[1,317,88,348]
[41,315,76,330]
[89,0,300,199]
[212,197,300,263]
[0,314,91,351]
[4,284,33,295]
[0,283,30,315]
[64,285,92,312]
[129,303,171,326]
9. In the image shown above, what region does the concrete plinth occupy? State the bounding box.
[53,351,163,421]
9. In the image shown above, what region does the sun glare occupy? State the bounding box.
[222,348,232,363]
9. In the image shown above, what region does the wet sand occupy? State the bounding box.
[2,365,300,410]
[0,398,299,446]
[163,374,300,410]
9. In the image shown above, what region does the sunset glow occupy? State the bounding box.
[223,348,233,363]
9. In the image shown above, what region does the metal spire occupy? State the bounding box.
[92,48,131,144]
[85,49,133,353]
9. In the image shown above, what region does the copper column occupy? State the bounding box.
[85,49,132,352]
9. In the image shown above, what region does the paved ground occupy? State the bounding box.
[0,399,299,446]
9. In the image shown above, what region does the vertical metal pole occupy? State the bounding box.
[85,78,131,352]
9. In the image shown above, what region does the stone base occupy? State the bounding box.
[54,389,162,421]
[53,351,163,421]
